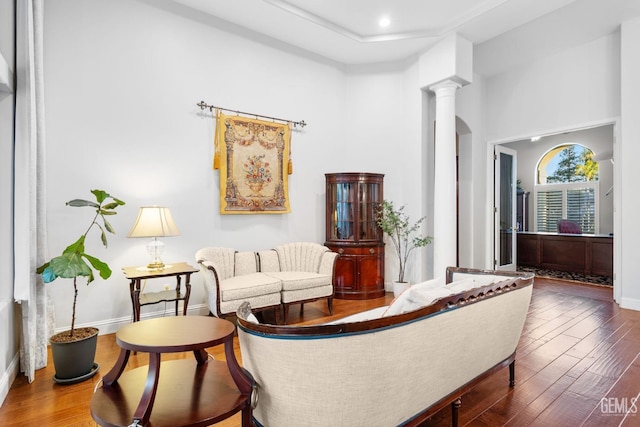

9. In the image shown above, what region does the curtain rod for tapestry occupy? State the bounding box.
[197,101,307,128]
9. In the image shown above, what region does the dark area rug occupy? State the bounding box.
[517,266,612,286]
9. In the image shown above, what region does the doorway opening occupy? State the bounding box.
[497,123,615,287]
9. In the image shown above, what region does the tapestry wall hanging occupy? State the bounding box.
[214,112,291,214]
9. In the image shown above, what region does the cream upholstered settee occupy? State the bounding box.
[236,267,534,427]
[196,242,337,323]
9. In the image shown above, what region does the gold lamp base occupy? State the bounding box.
[146,261,166,270]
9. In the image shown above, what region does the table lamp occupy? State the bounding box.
[127,206,180,269]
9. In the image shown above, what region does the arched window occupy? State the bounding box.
[534,144,599,234]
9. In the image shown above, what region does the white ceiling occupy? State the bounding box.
[167,0,640,75]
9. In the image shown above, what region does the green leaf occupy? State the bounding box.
[91,189,108,203]
[83,254,112,280]
[62,236,86,254]
[36,261,50,275]
[66,199,100,208]
[49,253,93,279]
[86,269,95,284]
[102,202,120,210]
[102,216,115,233]
[93,223,108,247]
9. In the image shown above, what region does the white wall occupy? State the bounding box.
[485,33,620,141]
[42,0,423,333]
[620,17,640,308]
[404,62,434,281]
[456,73,487,269]
[342,65,431,284]
[351,61,438,284]
[43,0,341,331]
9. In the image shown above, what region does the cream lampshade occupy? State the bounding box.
[127,206,180,269]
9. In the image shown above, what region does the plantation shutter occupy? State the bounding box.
[536,190,563,232]
[567,188,596,233]
[534,183,598,233]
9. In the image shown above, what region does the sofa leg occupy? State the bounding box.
[327,297,333,315]
[509,360,515,387]
[299,303,304,315]
[282,304,289,325]
[272,307,282,325]
[451,397,461,427]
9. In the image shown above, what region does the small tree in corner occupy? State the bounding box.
[376,200,432,283]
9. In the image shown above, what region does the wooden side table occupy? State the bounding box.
[123,262,198,322]
[90,316,254,427]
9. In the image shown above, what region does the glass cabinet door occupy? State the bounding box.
[359,182,382,241]
[329,183,355,241]
[326,172,384,244]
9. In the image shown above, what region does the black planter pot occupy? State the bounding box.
[50,327,100,384]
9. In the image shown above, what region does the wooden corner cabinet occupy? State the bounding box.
[325,172,385,299]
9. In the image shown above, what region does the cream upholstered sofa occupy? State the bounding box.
[196,242,337,323]
[236,267,534,427]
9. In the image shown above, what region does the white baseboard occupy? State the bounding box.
[0,352,20,407]
[54,303,211,336]
[619,297,640,311]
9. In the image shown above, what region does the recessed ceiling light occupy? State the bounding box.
[379,16,390,28]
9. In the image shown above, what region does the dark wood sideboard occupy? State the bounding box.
[517,232,613,277]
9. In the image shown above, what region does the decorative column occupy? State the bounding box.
[430,80,460,276]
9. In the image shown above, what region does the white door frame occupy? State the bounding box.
[494,145,517,271]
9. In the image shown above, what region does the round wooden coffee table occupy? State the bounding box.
[90,316,254,427]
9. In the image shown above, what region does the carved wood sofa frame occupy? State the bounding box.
[236,267,534,427]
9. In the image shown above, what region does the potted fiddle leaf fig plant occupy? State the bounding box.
[376,200,432,296]
[37,189,125,384]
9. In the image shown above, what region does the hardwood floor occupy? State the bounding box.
[0,277,638,426]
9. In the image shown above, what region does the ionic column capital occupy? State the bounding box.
[429,79,461,96]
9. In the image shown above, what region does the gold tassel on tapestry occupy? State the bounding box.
[213,108,220,170]
[287,122,293,175]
